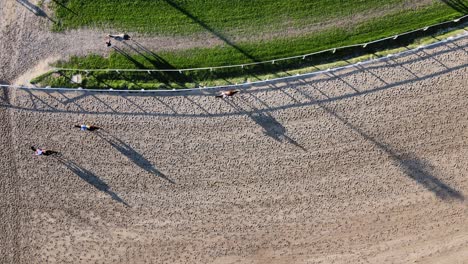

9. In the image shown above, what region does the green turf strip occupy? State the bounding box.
[55,4,463,69]
[41,2,466,89]
[54,0,410,34]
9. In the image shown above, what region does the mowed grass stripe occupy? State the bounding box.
[40,1,466,89]
[55,0,412,34]
[56,4,463,70]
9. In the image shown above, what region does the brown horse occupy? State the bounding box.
[215,90,239,98]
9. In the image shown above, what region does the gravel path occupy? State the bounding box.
[0,35,467,263]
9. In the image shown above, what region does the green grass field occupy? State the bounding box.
[39,0,467,89]
[54,0,413,34]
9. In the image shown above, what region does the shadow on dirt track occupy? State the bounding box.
[288,86,465,202]
[95,130,175,184]
[3,40,467,118]
[15,0,56,23]
[54,156,130,206]
[2,38,466,201]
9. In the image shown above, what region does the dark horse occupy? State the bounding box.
[74,124,100,131]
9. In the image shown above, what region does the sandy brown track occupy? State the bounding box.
[0,35,467,263]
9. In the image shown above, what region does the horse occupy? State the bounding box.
[215,90,239,98]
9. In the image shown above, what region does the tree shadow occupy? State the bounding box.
[51,0,79,16]
[54,156,129,206]
[378,53,419,78]
[163,0,259,62]
[16,0,56,23]
[93,73,117,89]
[432,36,468,55]
[439,0,468,13]
[294,86,464,201]
[96,130,175,184]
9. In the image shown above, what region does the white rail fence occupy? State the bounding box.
[1,15,467,93]
[53,15,467,74]
[1,30,466,93]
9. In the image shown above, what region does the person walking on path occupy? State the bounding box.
[215,90,239,98]
[74,124,100,131]
[105,37,112,47]
[31,146,58,156]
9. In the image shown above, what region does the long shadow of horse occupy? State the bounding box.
[224,96,306,151]
[400,155,464,200]
[292,87,464,201]
[112,46,147,69]
[122,40,194,87]
[54,156,129,206]
[96,130,175,184]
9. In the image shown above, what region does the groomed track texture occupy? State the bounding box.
[0,36,467,263]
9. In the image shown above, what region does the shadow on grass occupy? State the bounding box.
[122,41,195,87]
[0,87,10,107]
[112,46,147,69]
[40,16,467,90]
[51,0,79,16]
[440,0,468,13]
[162,0,259,63]
[54,156,130,206]
[96,130,175,184]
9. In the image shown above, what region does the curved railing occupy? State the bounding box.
[2,29,466,93]
[53,15,467,74]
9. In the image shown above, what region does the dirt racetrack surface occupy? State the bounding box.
[0,36,468,263]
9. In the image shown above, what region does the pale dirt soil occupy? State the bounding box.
[0,35,467,263]
[0,0,438,85]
